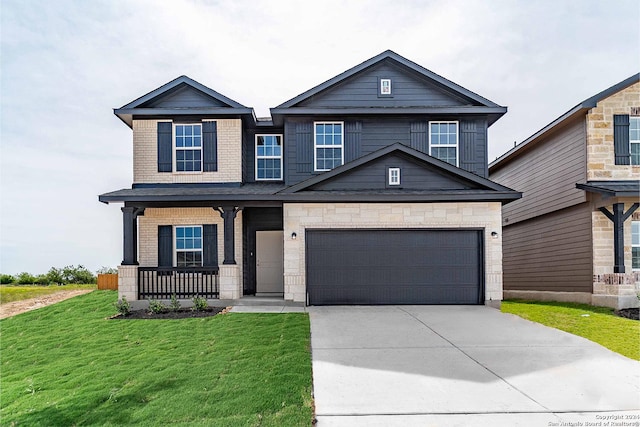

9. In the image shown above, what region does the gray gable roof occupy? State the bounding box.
[275,50,502,109]
[490,73,640,171]
[114,75,254,127]
[280,143,520,199]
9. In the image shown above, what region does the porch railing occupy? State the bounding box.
[138,267,219,299]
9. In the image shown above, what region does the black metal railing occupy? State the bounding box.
[138,267,219,299]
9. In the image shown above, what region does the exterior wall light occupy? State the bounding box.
[291,232,297,240]
[491,231,499,238]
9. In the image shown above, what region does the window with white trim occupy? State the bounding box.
[633,221,640,270]
[388,167,400,185]
[630,117,640,165]
[429,121,458,166]
[256,135,283,180]
[314,122,343,171]
[175,124,202,172]
[175,226,202,267]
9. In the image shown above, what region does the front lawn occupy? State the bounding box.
[0,284,97,304]
[502,300,640,360]
[0,291,313,426]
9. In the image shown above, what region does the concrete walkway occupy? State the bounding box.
[309,305,640,426]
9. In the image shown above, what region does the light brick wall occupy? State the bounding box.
[586,81,640,180]
[283,202,503,304]
[137,207,242,281]
[132,119,242,184]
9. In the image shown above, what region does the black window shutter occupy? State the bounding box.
[158,225,173,267]
[295,122,313,173]
[410,122,428,153]
[203,224,218,267]
[344,121,362,163]
[157,122,173,172]
[613,114,631,165]
[203,121,218,172]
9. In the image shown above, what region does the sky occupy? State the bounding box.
[1,0,639,275]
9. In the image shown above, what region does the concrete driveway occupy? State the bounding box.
[309,305,640,426]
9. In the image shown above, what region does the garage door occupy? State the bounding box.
[306,229,483,305]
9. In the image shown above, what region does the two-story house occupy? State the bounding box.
[99,50,520,306]
[489,74,640,310]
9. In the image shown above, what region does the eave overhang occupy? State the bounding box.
[576,181,640,198]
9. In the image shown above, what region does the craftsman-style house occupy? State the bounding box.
[99,50,520,306]
[489,74,640,309]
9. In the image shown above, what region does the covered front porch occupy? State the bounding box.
[98,184,287,302]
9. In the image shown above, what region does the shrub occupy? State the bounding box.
[34,274,50,285]
[62,265,96,284]
[0,274,15,284]
[96,266,118,275]
[148,300,168,314]
[114,296,131,316]
[192,295,208,312]
[169,294,181,312]
[16,272,37,285]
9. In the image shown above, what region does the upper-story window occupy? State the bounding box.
[256,135,283,180]
[315,122,344,171]
[175,225,202,267]
[388,167,400,185]
[630,117,640,165]
[175,124,202,172]
[429,121,458,166]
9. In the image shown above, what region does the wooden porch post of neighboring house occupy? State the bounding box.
[215,206,241,265]
[599,202,639,273]
[121,206,145,265]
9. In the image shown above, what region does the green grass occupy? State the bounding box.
[502,299,640,360]
[0,284,97,304]
[0,291,313,426]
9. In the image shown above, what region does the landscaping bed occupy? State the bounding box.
[111,306,227,319]
[616,307,639,320]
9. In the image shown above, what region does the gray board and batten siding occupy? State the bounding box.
[283,117,489,186]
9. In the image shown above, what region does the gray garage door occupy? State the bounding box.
[306,229,483,305]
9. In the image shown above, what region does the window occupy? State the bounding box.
[630,117,640,165]
[175,124,202,172]
[256,135,283,180]
[633,221,640,270]
[429,121,458,166]
[380,78,392,95]
[315,122,343,171]
[388,167,400,186]
[175,226,202,267]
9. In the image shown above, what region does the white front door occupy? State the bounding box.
[256,230,284,295]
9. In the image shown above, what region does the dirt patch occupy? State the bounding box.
[0,290,93,319]
[615,308,639,321]
[111,306,228,320]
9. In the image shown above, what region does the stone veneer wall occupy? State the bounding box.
[591,206,640,309]
[283,202,503,304]
[586,81,640,181]
[132,119,242,184]
[133,208,243,300]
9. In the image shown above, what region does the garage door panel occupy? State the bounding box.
[307,229,482,305]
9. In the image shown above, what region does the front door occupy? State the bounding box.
[256,230,284,295]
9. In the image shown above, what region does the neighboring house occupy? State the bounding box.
[99,50,520,306]
[489,74,640,309]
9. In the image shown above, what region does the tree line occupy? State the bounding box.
[0,266,118,285]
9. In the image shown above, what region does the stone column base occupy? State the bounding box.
[118,265,138,301]
[219,265,241,300]
[593,273,640,310]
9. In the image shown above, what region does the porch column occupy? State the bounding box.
[215,206,241,265]
[599,202,639,273]
[121,207,145,265]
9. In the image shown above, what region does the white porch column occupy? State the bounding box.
[219,265,241,299]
